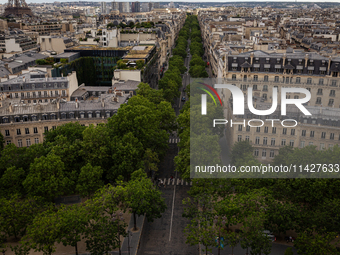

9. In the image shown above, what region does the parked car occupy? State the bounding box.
[262,230,276,242]
[284,236,296,243]
[181,96,186,102]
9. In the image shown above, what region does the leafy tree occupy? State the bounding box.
[0,195,47,240]
[76,163,104,197]
[0,131,4,152]
[294,230,339,255]
[230,140,254,165]
[60,58,68,64]
[143,148,159,176]
[117,59,128,69]
[189,65,208,78]
[43,122,86,144]
[136,59,144,69]
[22,209,59,255]
[122,170,166,230]
[189,54,206,67]
[0,144,27,177]
[0,166,26,197]
[136,82,165,104]
[23,154,73,201]
[56,204,89,255]
[284,247,294,255]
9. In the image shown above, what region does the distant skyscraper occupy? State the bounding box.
[148,2,153,11]
[119,2,130,13]
[169,1,174,8]
[153,2,160,9]
[112,1,119,11]
[101,2,107,13]
[131,1,140,12]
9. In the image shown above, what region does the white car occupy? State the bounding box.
[262,230,276,242]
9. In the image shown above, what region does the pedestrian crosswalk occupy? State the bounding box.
[168,138,180,144]
[157,178,192,186]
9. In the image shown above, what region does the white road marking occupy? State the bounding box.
[169,172,177,242]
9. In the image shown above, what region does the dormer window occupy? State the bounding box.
[43,83,46,88]
[277,58,280,63]
[32,84,35,89]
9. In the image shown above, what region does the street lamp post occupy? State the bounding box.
[213,215,226,255]
[112,212,124,255]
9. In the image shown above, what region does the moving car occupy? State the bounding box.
[181,96,186,102]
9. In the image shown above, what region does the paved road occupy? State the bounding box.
[137,144,198,255]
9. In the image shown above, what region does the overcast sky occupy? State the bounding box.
[1,0,340,4]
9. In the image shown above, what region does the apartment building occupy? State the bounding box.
[0,70,78,104]
[0,92,129,147]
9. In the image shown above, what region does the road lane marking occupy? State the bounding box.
[169,171,177,242]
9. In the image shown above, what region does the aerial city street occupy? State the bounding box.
[0,1,340,255]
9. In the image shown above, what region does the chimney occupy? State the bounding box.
[23,76,25,82]
[305,54,309,68]
[57,99,60,109]
[75,98,79,108]
[9,102,12,113]
[101,98,105,107]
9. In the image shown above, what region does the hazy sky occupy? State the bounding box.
[1,0,340,4]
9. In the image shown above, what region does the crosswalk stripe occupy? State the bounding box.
[169,139,171,143]
[186,181,188,185]
[181,179,184,185]
[163,178,166,185]
[177,178,180,185]
[168,178,171,185]
[190,181,192,185]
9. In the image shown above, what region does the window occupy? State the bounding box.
[302,130,306,136]
[316,97,322,104]
[5,130,9,136]
[6,140,11,145]
[69,112,74,119]
[300,141,305,148]
[254,149,259,157]
[309,142,313,146]
[263,85,268,91]
[296,77,301,84]
[272,127,276,134]
[25,128,29,134]
[96,112,101,118]
[17,129,21,135]
[52,126,56,130]
[274,76,279,82]
[246,126,250,132]
[243,76,247,81]
[317,88,323,95]
[330,90,335,96]
[271,138,275,146]
[281,139,286,146]
[238,125,243,131]
[18,139,22,147]
[329,144,334,149]
[310,131,314,137]
[291,129,295,135]
[264,126,268,133]
[262,94,267,100]
[270,150,275,158]
[26,139,31,147]
[254,75,258,81]
[237,135,242,141]
[255,136,260,144]
[332,80,337,86]
[44,126,48,132]
[321,132,326,139]
[307,78,312,84]
[263,137,267,145]
[256,127,261,132]
[329,99,334,106]
[290,140,294,147]
[253,84,258,90]
[55,91,58,96]
[33,127,38,134]
[330,133,335,140]
[264,75,268,82]
[232,74,236,80]
[245,136,249,141]
[320,143,325,150]
[283,128,287,135]
[61,113,66,119]
[262,149,266,157]
[319,78,324,85]
[88,112,92,118]
[34,138,39,144]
